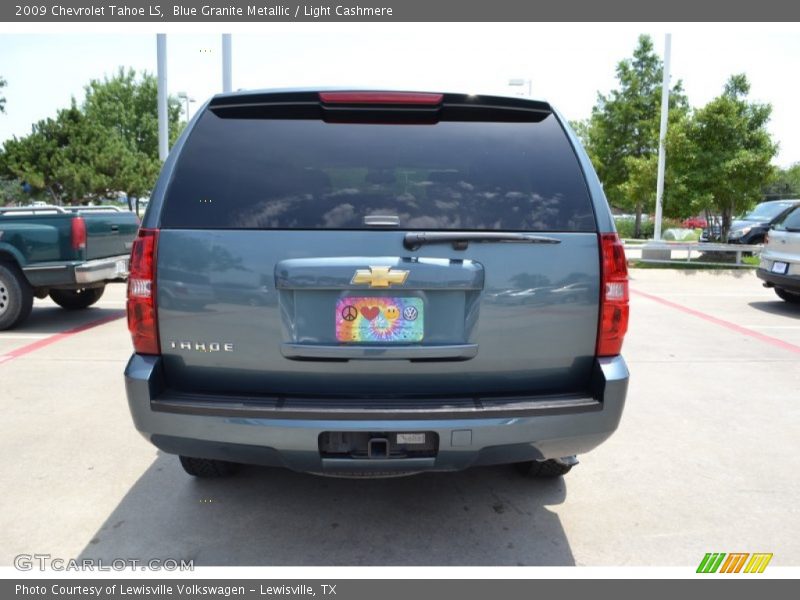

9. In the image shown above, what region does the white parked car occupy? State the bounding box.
[758,205,800,303]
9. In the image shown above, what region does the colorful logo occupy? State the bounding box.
[696,553,773,574]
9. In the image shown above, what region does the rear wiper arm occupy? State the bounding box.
[403,231,562,251]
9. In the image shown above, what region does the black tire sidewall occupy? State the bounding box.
[49,286,105,310]
[0,263,34,330]
[516,459,573,478]
[775,288,800,304]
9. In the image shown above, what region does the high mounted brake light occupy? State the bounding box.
[71,216,86,251]
[597,233,629,357]
[127,228,160,355]
[319,92,443,105]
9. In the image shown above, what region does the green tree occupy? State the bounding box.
[569,119,590,146]
[0,76,6,114]
[616,112,696,222]
[82,68,184,209]
[583,35,689,236]
[0,103,112,203]
[684,74,777,241]
[0,178,24,206]
[763,163,800,200]
[1,68,184,208]
[1,113,71,204]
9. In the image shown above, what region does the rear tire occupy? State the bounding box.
[515,458,574,478]
[179,456,239,478]
[49,286,105,310]
[0,262,34,331]
[775,288,800,304]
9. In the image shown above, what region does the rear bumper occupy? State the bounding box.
[22,254,129,288]
[74,255,130,284]
[124,354,629,474]
[757,268,800,293]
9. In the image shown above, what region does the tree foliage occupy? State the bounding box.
[83,67,183,204]
[763,163,800,200]
[1,106,81,203]
[582,35,689,235]
[0,76,6,114]
[0,177,24,205]
[616,110,695,221]
[580,37,780,240]
[682,74,777,240]
[0,68,183,206]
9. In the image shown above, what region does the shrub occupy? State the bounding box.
[614,216,683,239]
[663,228,701,241]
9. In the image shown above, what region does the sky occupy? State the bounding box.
[1,24,799,167]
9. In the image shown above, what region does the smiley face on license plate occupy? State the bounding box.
[336,297,423,343]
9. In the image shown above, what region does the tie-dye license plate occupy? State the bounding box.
[335,297,424,343]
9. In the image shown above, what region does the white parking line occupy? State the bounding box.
[634,293,774,297]
[632,289,800,355]
[741,325,800,330]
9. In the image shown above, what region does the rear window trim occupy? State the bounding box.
[552,110,603,234]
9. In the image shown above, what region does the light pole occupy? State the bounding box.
[156,34,168,162]
[508,78,532,97]
[222,34,232,93]
[177,92,196,120]
[654,33,671,241]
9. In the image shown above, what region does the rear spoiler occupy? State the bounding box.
[208,90,553,123]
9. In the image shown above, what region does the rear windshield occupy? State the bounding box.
[161,110,595,231]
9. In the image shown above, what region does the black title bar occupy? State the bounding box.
[3,579,794,600]
[3,0,800,22]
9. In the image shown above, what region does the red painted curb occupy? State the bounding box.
[631,289,800,355]
[0,311,126,366]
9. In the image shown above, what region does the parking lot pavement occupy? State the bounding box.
[1,271,798,567]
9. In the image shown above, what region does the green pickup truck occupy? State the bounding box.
[0,205,139,330]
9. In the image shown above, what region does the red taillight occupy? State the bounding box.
[71,217,86,251]
[127,228,160,355]
[597,233,629,357]
[319,92,443,105]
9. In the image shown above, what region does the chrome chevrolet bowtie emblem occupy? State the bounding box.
[351,266,409,288]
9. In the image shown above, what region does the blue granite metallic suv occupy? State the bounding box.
[124,90,630,479]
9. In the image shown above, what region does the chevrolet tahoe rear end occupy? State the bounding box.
[124,90,629,478]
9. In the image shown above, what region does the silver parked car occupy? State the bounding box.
[757,205,800,303]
